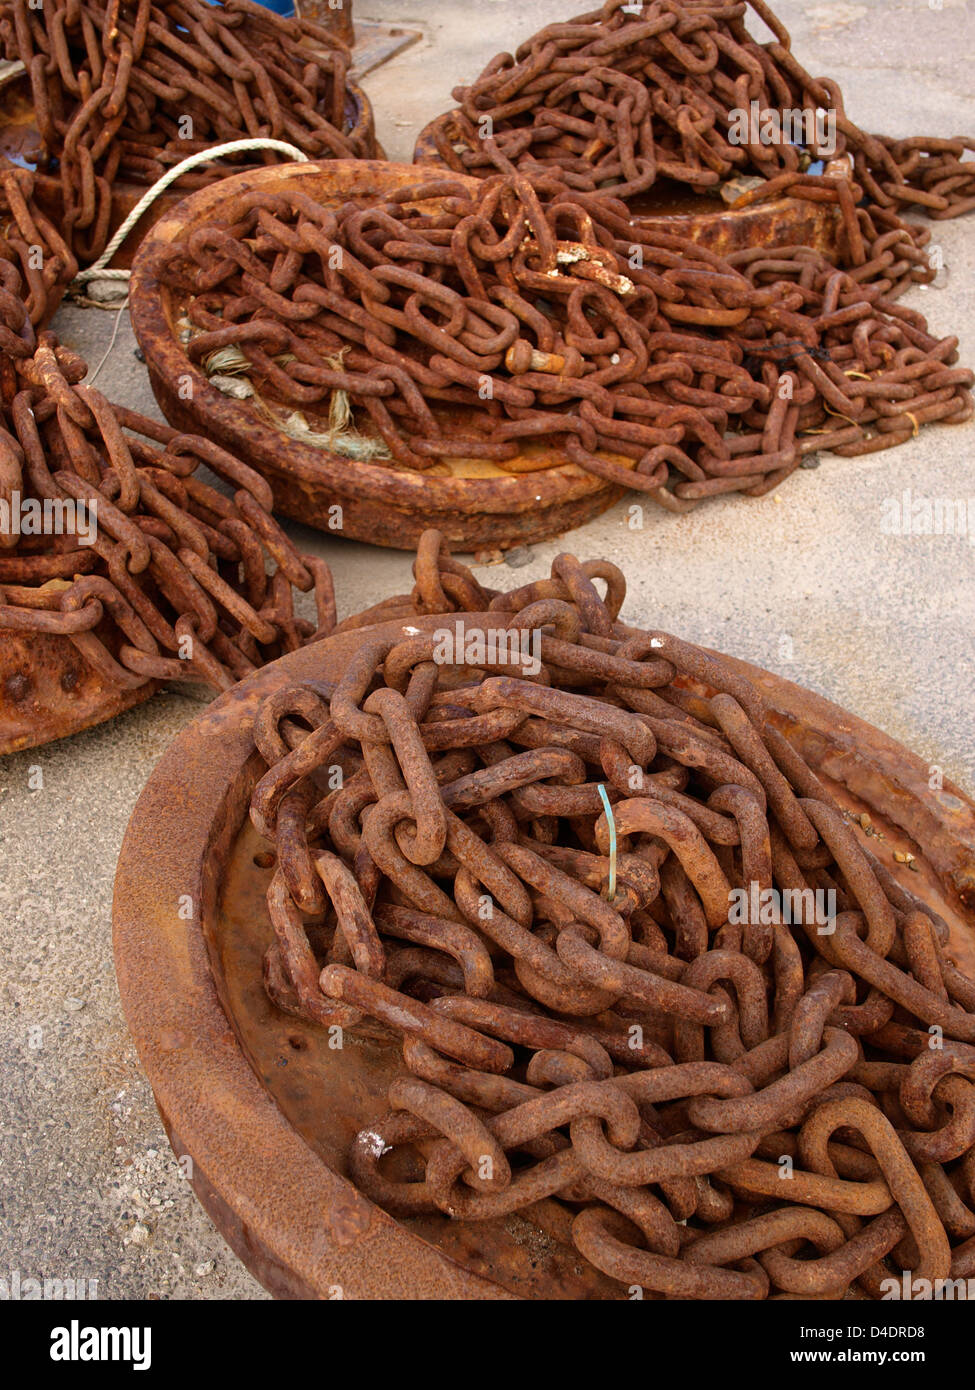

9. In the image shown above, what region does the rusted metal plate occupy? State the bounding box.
[296,0,423,76]
[0,628,159,757]
[130,160,632,552]
[350,19,423,80]
[413,113,842,259]
[300,0,356,47]
[0,66,378,270]
[112,615,975,1299]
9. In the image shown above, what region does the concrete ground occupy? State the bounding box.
[1,0,973,1300]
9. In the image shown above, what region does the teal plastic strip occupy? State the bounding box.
[596,783,617,903]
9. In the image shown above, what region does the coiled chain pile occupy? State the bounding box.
[157,172,973,510]
[0,330,336,692]
[250,532,975,1299]
[0,0,376,262]
[431,0,975,240]
[0,168,78,327]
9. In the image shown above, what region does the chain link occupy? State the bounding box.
[434,0,975,228]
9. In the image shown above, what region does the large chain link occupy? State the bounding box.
[0,168,78,327]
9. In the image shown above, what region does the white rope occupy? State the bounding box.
[70,137,311,289]
[87,297,129,384]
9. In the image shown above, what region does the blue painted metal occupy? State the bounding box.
[207,0,294,12]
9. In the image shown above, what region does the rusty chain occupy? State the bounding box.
[249,528,975,1299]
[0,329,336,692]
[0,0,377,263]
[0,167,78,326]
[430,0,975,256]
[155,170,973,510]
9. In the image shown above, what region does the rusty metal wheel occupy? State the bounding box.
[112,616,975,1299]
[129,160,639,553]
[0,629,160,756]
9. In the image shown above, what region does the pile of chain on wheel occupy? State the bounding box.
[0,0,376,262]
[157,169,974,510]
[433,0,975,235]
[250,532,975,1299]
[0,167,78,327]
[0,329,337,693]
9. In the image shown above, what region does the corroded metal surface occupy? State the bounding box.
[0,627,159,755]
[130,160,630,551]
[300,0,355,48]
[0,163,76,326]
[0,63,377,270]
[245,543,975,1297]
[415,111,844,260]
[0,330,339,754]
[0,0,380,261]
[114,578,975,1298]
[295,0,424,80]
[418,0,975,232]
[132,157,972,543]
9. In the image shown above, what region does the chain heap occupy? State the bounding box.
[251,531,975,1299]
[157,173,973,510]
[434,0,975,246]
[0,168,78,327]
[0,330,336,692]
[0,0,376,262]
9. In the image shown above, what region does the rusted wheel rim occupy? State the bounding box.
[129,160,633,553]
[0,629,160,756]
[112,616,975,1299]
